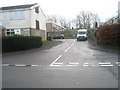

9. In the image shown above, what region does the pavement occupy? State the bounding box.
[88,42,119,53]
[2,39,119,88]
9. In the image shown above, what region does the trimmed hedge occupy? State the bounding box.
[96,24,120,46]
[2,36,43,52]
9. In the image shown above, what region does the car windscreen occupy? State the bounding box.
[78,31,86,34]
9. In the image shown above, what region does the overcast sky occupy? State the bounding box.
[0,0,120,22]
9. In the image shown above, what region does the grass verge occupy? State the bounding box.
[42,41,54,46]
[64,36,77,39]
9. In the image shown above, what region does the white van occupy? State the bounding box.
[77,29,87,41]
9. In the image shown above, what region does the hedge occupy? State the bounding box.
[96,24,120,46]
[2,36,43,52]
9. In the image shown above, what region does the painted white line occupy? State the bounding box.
[15,64,27,67]
[92,65,95,67]
[84,63,89,64]
[99,62,111,65]
[2,64,9,66]
[50,65,61,67]
[65,47,70,52]
[54,62,63,65]
[69,62,79,65]
[67,65,78,67]
[83,64,89,67]
[50,55,62,66]
[71,43,74,46]
[100,64,113,67]
[116,62,120,64]
[31,65,41,67]
[74,40,76,42]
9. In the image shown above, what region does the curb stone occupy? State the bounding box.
[88,43,118,52]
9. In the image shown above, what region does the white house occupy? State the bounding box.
[0,3,47,40]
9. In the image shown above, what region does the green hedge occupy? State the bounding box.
[96,24,120,46]
[2,36,43,52]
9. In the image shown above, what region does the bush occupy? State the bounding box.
[2,36,43,52]
[96,24,120,46]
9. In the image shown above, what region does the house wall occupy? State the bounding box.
[40,29,47,41]
[30,6,46,30]
[30,6,47,40]
[46,23,53,31]
[1,4,47,40]
[46,22,64,32]
[2,9,31,29]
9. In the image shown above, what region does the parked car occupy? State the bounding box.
[53,34,64,39]
[77,29,87,41]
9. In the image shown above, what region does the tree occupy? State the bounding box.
[47,15,58,23]
[74,11,100,29]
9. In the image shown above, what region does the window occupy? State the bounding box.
[5,29,21,36]
[36,20,40,30]
[35,7,39,13]
[10,10,25,20]
[6,29,14,36]
[23,28,30,36]
[14,29,21,35]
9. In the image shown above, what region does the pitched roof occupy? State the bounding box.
[1,3,37,10]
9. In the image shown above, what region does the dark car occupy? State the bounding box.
[53,34,64,39]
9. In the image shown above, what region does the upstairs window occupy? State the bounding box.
[10,10,25,20]
[36,20,40,30]
[35,7,39,13]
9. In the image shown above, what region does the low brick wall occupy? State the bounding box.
[48,30,77,37]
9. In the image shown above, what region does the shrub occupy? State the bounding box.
[96,24,120,46]
[2,36,43,52]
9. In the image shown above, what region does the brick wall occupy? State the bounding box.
[40,30,46,41]
[48,30,77,37]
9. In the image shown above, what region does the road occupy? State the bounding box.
[2,39,119,88]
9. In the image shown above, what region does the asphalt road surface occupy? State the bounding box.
[2,39,119,88]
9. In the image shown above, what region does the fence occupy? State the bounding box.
[104,16,119,25]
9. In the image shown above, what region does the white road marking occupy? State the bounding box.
[54,62,63,65]
[50,65,61,67]
[99,62,111,65]
[69,62,79,65]
[83,64,89,67]
[84,63,89,64]
[65,47,70,52]
[116,62,120,64]
[67,65,78,67]
[50,55,62,66]
[31,65,42,67]
[100,64,113,67]
[15,64,27,67]
[2,64,9,66]
[74,40,76,42]
[71,43,74,46]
